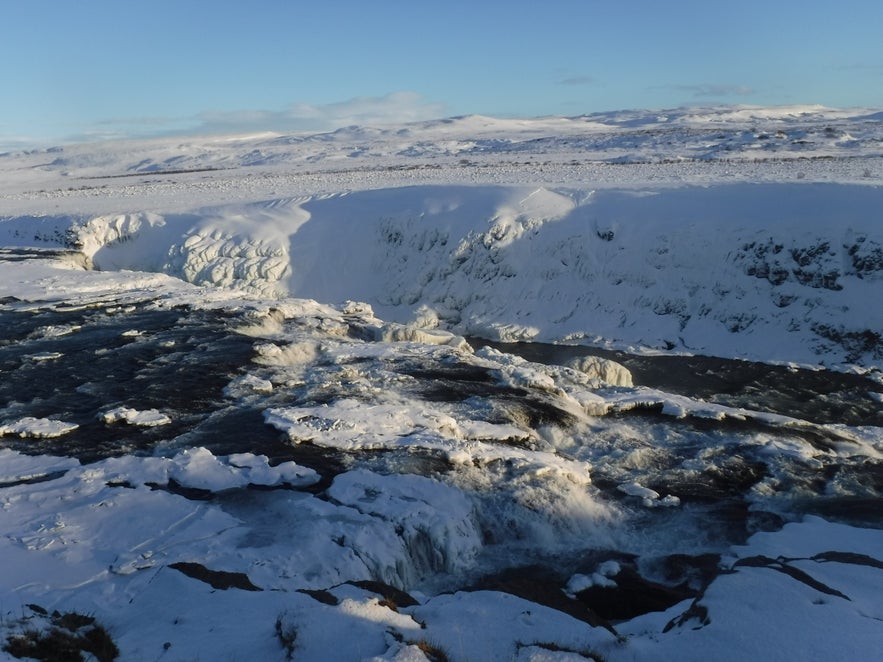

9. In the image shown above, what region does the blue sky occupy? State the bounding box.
[3,0,882,149]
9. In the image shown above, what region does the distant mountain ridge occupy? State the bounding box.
[3,104,881,177]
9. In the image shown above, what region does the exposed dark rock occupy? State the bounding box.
[3,606,119,662]
[846,235,883,279]
[812,324,883,361]
[812,551,883,569]
[733,555,850,599]
[105,480,135,489]
[746,510,786,534]
[597,228,615,241]
[655,457,767,502]
[346,580,419,608]
[656,553,723,591]
[663,600,711,632]
[573,561,697,622]
[168,561,261,591]
[471,566,617,635]
[735,238,843,290]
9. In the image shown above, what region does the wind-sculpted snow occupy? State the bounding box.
[65,207,297,297]
[565,355,633,387]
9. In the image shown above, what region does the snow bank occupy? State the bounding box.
[281,183,883,368]
[2,104,881,661]
[4,103,882,369]
[1,444,880,662]
[68,206,297,297]
[16,182,876,367]
[612,516,883,662]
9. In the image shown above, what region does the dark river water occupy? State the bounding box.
[2,297,881,465]
[1,255,880,609]
[474,339,883,428]
[1,250,880,538]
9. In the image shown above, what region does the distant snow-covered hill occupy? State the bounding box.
[3,104,881,180]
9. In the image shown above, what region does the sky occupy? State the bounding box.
[2,0,882,149]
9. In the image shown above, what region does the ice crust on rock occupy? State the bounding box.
[371,321,473,351]
[0,417,79,438]
[565,560,622,596]
[99,406,171,427]
[617,482,681,508]
[327,469,483,581]
[564,355,633,386]
[224,373,274,396]
[165,447,319,491]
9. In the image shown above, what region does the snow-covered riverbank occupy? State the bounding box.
[4,106,882,368]
[1,106,881,660]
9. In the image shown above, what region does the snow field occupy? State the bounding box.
[1,444,879,661]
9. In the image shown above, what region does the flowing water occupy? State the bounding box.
[475,339,883,427]
[1,254,880,608]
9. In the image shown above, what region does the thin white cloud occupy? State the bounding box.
[672,84,755,98]
[558,76,595,86]
[837,62,883,75]
[0,136,42,153]
[194,92,447,135]
[4,92,447,149]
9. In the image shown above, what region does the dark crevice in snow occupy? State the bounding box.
[168,561,262,591]
[0,470,69,489]
[812,551,883,569]
[573,560,701,622]
[297,588,339,606]
[469,566,619,635]
[734,555,851,599]
[345,580,420,608]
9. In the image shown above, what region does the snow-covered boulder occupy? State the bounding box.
[372,322,473,351]
[564,355,633,387]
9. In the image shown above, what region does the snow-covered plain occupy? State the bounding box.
[0,106,881,660]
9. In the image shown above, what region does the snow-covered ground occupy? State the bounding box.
[0,106,881,660]
[3,105,882,368]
